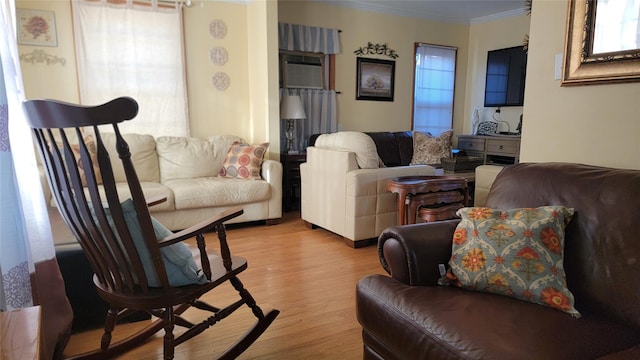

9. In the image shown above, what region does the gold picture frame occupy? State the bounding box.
[17,9,58,47]
[561,0,640,86]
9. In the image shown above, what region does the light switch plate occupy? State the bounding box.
[554,53,563,80]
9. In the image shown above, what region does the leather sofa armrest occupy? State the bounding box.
[261,159,283,218]
[378,220,460,286]
[300,146,358,228]
[474,165,504,207]
[261,159,283,185]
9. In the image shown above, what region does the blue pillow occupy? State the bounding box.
[102,199,208,287]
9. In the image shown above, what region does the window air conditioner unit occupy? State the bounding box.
[282,53,325,89]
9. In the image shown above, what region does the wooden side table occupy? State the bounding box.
[387,175,469,225]
[418,203,465,223]
[281,152,306,212]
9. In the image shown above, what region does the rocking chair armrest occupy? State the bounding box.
[157,206,244,247]
[146,196,167,207]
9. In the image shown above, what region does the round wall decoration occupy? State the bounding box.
[209,47,228,66]
[209,19,227,39]
[212,72,230,91]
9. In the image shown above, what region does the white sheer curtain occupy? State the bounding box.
[73,0,189,137]
[1,0,72,357]
[413,44,456,136]
[278,22,340,152]
[280,88,338,152]
[0,0,34,313]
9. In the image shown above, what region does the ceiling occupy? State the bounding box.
[316,0,528,24]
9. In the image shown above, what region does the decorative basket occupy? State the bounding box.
[440,156,484,172]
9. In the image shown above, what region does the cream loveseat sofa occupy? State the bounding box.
[300,131,436,247]
[46,133,282,331]
[41,133,282,231]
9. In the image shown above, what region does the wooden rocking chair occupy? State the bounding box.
[23,97,279,359]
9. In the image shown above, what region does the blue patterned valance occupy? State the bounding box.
[278,23,341,54]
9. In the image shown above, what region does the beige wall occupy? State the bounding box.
[18,1,78,102]
[522,0,640,169]
[278,0,470,136]
[17,0,280,153]
[246,0,280,157]
[184,1,251,139]
[16,0,640,170]
[464,15,531,134]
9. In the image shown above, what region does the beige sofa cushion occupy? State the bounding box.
[164,177,270,210]
[87,182,175,212]
[156,135,242,182]
[101,133,160,183]
[314,131,379,169]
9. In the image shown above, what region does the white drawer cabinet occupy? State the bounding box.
[457,137,485,152]
[457,135,520,165]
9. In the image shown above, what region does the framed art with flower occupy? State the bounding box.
[17,9,58,47]
[356,57,395,101]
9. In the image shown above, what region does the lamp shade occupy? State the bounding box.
[280,95,307,120]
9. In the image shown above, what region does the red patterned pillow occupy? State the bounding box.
[51,135,102,185]
[219,141,269,180]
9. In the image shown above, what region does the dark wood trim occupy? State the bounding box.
[346,237,377,249]
[329,54,336,90]
[265,218,281,226]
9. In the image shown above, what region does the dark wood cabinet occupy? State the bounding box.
[281,153,306,212]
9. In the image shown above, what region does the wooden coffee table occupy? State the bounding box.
[387,173,472,225]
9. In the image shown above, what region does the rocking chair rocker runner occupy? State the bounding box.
[23,97,279,359]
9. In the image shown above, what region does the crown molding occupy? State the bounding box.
[309,0,525,25]
[470,7,527,24]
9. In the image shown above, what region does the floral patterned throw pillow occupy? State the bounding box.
[439,206,580,317]
[219,141,269,180]
[410,130,453,165]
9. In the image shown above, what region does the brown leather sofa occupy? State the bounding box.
[309,131,415,167]
[356,163,640,359]
[363,131,414,167]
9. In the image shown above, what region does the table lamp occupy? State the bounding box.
[280,95,307,154]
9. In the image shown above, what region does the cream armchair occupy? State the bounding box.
[300,132,436,247]
[473,164,504,206]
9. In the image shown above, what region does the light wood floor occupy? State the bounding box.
[61,211,386,359]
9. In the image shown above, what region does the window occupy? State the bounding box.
[72,0,189,137]
[412,43,457,136]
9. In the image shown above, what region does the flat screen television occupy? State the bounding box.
[483,46,527,107]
